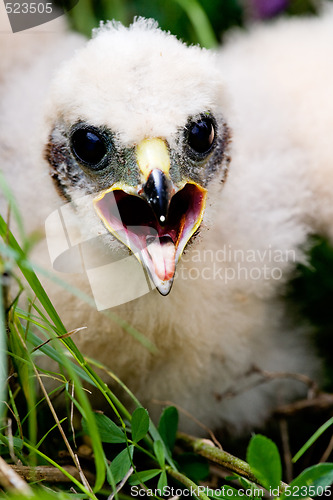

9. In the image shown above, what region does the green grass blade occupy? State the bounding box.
[23,441,97,498]
[293,417,333,463]
[0,215,68,336]
[88,358,177,470]
[0,272,7,421]
[171,0,218,48]
[0,215,108,490]
[0,170,26,246]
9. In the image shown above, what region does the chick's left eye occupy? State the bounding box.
[187,118,215,155]
[71,128,107,168]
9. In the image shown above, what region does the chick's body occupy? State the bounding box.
[1,7,333,432]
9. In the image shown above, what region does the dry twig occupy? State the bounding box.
[0,456,32,495]
[11,463,95,484]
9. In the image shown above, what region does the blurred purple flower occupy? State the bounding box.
[250,0,289,18]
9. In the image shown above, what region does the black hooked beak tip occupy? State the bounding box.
[143,169,173,226]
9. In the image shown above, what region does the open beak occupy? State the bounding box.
[93,138,207,295]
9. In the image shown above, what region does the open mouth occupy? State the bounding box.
[93,182,207,295]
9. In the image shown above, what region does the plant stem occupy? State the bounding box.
[177,432,289,494]
[166,466,210,500]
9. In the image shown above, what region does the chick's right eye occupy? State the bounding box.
[71,128,107,168]
[187,117,215,155]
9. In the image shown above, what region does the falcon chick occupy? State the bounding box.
[1,8,333,433]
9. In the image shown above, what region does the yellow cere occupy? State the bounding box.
[136,137,170,180]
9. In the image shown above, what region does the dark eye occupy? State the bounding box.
[71,127,108,168]
[187,117,215,155]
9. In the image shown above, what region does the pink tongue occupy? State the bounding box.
[147,239,176,281]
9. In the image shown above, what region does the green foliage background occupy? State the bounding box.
[62,0,322,47]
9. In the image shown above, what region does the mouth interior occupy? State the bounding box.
[94,183,206,287]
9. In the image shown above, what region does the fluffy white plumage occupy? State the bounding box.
[1,6,333,433]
